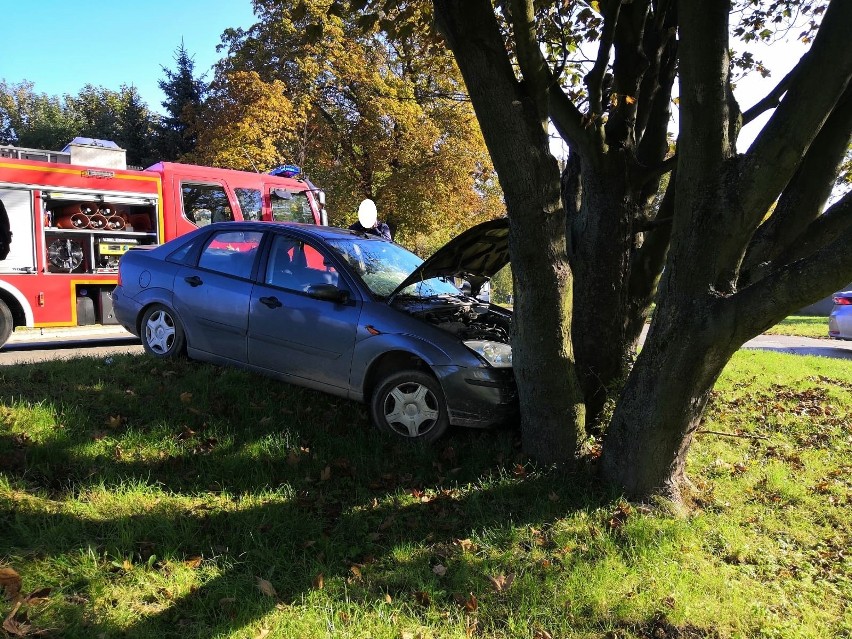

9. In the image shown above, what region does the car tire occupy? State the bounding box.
[141,304,186,359]
[370,369,449,442]
[0,299,12,348]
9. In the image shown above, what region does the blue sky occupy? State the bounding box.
[0,0,257,114]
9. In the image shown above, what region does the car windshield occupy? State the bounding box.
[325,237,461,298]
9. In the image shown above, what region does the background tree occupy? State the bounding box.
[157,41,207,161]
[184,70,297,171]
[0,81,81,150]
[215,0,502,248]
[430,0,852,500]
[116,86,158,168]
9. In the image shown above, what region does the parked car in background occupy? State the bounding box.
[113,219,515,442]
[829,290,852,340]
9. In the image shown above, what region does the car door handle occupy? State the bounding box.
[259,296,282,308]
[184,275,203,287]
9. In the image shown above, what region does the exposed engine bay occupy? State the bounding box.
[394,294,512,343]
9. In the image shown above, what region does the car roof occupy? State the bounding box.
[204,221,384,242]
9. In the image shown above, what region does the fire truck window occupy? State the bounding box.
[234,188,262,221]
[270,191,314,224]
[198,230,263,280]
[181,183,234,227]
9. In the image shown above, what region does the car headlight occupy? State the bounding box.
[464,340,512,368]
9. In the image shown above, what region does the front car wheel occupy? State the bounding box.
[369,369,449,442]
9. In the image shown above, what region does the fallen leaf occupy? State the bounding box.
[259,417,272,425]
[180,392,193,404]
[219,597,236,606]
[453,592,478,611]
[256,577,277,598]
[349,565,362,580]
[2,601,30,636]
[413,590,431,606]
[384,593,393,604]
[105,415,123,429]
[432,564,447,577]
[0,568,22,600]
[22,588,51,605]
[313,573,324,590]
[454,538,474,552]
[548,491,559,502]
[122,559,133,572]
[254,628,270,639]
[184,556,202,569]
[320,466,331,481]
[487,573,515,593]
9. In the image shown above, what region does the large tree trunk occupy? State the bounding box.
[601,0,852,499]
[565,151,640,431]
[434,0,585,463]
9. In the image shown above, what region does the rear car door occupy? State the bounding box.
[172,229,263,362]
[248,233,361,390]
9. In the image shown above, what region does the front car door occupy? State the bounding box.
[172,229,263,362]
[248,233,361,391]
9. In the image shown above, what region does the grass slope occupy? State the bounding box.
[1,350,850,638]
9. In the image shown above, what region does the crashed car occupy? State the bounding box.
[112,219,516,441]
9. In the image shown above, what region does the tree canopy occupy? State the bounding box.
[211,0,503,248]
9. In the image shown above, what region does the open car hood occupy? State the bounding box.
[389,218,509,300]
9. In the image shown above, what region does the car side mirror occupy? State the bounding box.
[306,284,350,304]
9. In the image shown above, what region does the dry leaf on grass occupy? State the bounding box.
[432,564,447,577]
[254,628,270,639]
[256,577,277,598]
[487,573,515,593]
[0,567,22,600]
[313,573,324,590]
[184,556,202,569]
[180,392,193,404]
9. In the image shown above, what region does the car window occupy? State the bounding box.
[270,190,315,224]
[198,230,263,279]
[182,183,234,226]
[326,237,459,298]
[234,188,262,221]
[265,235,338,292]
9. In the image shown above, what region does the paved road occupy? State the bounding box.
[0,326,143,364]
[1,325,851,366]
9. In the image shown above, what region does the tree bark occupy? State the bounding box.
[602,0,852,499]
[434,0,585,463]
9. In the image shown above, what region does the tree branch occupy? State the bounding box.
[585,0,622,116]
[741,66,796,125]
[728,190,852,341]
[742,83,852,279]
[737,0,852,228]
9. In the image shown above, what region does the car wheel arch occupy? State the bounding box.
[363,350,434,405]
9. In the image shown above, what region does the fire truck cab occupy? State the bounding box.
[0,139,326,347]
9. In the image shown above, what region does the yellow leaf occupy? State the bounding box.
[313,573,324,590]
[122,559,133,572]
[385,593,393,604]
[184,556,202,569]
[256,577,277,598]
[625,95,637,105]
[255,628,270,639]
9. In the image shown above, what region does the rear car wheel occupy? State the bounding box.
[0,299,12,348]
[141,304,186,359]
[370,370,449,442]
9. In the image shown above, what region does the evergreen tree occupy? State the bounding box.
[118,86,157,168]
[156,41,207,161]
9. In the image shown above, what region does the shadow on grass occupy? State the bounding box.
[1,354,617,638]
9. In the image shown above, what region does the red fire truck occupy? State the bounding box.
[0,139,327,347]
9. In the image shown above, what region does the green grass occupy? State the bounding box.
[1,351,850,638]
[764,316,830,339]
